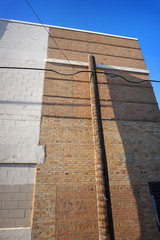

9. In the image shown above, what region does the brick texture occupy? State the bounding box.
[32,116,99,239]
[32,26,160,240]
[0,182,34,228]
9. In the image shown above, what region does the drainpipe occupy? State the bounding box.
[89,54,114,240]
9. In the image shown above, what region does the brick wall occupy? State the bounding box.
[1,20,160,240]
[32,25,160,240]
[32,66,99,239]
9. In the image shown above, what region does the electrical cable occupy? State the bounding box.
[23,0,160,84]
[0,66,94,76]
[106,73,160,84]
[0,66,160,84]
[24,0,75,72]
[23,0,160,85]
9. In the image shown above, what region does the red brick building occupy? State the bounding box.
[0,19,160,240]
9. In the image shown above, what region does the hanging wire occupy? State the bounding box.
[22,0,160,85]
[24,0,75,72]
[1,66,160,84]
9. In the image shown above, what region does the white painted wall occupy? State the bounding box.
[0,20,49,239]
[0,20,48,163]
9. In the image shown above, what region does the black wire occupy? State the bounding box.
[1,66,160,84]
[23,0,160,84]
[24,0,75,72]
[0,66,96,76]
[107,73,160,84]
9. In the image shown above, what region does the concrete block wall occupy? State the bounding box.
[0,164,35,228]
[0,20,48,154]
[0,20,48,239]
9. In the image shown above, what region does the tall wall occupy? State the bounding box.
[32,25,160,240]
[0,19,160,240]
[0,20,48,239]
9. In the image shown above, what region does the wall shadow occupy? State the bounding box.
[100,71,160,240]
[0,20,8,40]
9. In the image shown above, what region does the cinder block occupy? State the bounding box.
[7,170,22,178]
[0,218,16,228]
[3,201,18,210]
[0,22,47,154]
[11,193,26,201]
[5,185,20,193]
[9,209,25,218]
[28,178,35,184]
[16,217,31,227]
[20,184,34,193]
[26,193,33,201]
[0,178,14,185]
[0,186,5,192]
[25,209,32,217]
[0,171,7,178]
[0,193,11,201]
[18,201,32,209]
[0,210,9,219]
[13,178,28,185]
[21,170,32,178]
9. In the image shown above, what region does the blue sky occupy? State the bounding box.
[1,0,160,107]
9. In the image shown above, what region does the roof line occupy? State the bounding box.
[0,18,138,41]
